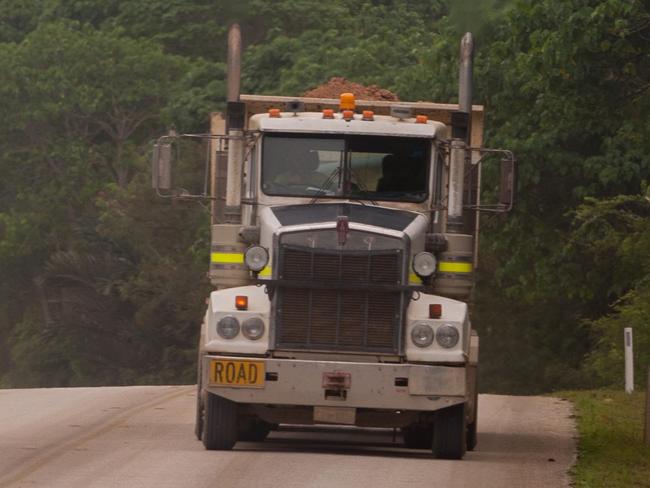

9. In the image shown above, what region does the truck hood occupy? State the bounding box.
[269,203,419,231]
[258,203,428,264]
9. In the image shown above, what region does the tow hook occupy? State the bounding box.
[322,371,351,401]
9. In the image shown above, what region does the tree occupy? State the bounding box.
[471,0,650,391]
[0,22,211,386]
[566,194,650,387]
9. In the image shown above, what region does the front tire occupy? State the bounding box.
[466,418,477,452]
[238,417,272,442]
[433,403,466,459]
[402,424,433,449]
[194,384,203,441]
[202,392,238,450]
[466,367,479,451]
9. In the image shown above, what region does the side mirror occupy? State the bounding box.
[499,158,515,207]
[151,141,172,190]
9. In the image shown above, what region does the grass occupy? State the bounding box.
[555,389,650,487]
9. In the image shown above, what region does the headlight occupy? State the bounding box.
[436,324,459,348]
[242,317,265,340]
[244,246,269,272]
[411,323,434,348]
[217,316,240,339]
[412,252,436,278]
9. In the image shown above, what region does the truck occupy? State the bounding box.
[152,24,515,460]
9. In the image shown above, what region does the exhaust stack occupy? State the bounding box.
[209,24,250,288]
[458,32,474,118]
[447,32,474,233]
[432,33,475,300]
[225,23,243,219]
[226,23,242,103]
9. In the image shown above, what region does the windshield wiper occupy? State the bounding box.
[309,167,341,204]
[346,169,377,205]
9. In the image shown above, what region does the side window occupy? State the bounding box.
[432,149,443,207]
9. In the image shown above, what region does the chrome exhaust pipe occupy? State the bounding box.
[447,32,474,232]
[225,24,243,218]
[458,32,474,120]
[226,24,242,103]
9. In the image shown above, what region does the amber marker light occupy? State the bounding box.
[342,109,354,121]
[415,114,428,124]
[322,109,335,119]
[429,303,442,319]
[235,295,248,311]
[268,108,281,118]
[339,92,356,110]
[362,110,374,121]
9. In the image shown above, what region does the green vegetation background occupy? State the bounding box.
[0,0,648,392]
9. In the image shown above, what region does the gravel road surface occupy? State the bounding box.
[0,386,576,488]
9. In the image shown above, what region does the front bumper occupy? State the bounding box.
[202,355,467,412]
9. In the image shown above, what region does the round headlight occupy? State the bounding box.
[244,246,269,272]
[242,317,265,340]
[411,323,434,348]
[436,324,459,348]
[412,252,437,278]
[217,315,240,339]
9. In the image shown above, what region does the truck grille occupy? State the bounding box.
[274,246,403,353]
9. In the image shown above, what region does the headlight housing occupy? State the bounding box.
[412,252,437,278]
[217,315,240,339]
[436,324,459,348]
[411,323,434,348]
[242,317,265,340]
[244,246,269,272]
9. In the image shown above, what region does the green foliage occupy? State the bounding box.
[0,18,211,387]
[0,0,44,42]
[242,0,447,96]
[558,390,650,487]
[469,0,650,392]
[586,286,650,389]
[563,194,650,387]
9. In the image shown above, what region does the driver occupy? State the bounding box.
[274,151,328,188]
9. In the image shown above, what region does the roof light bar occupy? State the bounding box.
[339,92,356,110]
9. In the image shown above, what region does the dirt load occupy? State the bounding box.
[303,77,399,101]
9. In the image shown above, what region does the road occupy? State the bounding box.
[0,386,576,488]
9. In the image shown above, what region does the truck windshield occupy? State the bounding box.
[261,133,430,202]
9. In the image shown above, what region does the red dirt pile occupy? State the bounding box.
[303,77,399,101]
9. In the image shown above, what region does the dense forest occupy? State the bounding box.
[0,0,648,393]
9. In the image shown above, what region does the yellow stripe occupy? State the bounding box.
[409,272,423,284]
[438,261,473,273]
[258,266,272,277]
[210,252,244,264]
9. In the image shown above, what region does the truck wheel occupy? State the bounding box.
[466,389,478,451]
[402,424,433,449]
[194,344,205,441]
[433,403,466,459]
[466,419,477,451]
[202,392,238,450]
[238,417,272,442]
[466,370,479,451]
[194,385,203,441]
